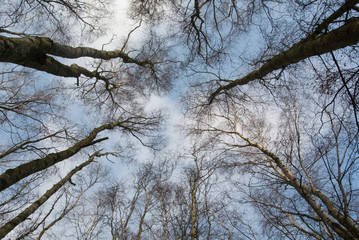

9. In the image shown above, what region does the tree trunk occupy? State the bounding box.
[0,36,150,79]
[209,18,359,103]
[238,132,359,239]
[0,151,100,239]
[0,120,132,191]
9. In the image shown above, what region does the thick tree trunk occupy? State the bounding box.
[0,120,130,191]
[209,18,359,103]
[0,35,150,79]
[0,152,99,239]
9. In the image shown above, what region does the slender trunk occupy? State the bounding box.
[135,190,151,240]
[36,179,97,239]
[0,152,99,239]
[119,187,141,240]
[238,133,359,239]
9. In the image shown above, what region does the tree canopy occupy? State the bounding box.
[0,0,358,239]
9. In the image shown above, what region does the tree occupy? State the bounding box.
[0,0,169,238]
[0,151,106,239]
[207,0,359,103]
[1,0,359,239]
[61,159,174,239]
[173,0,359,239]
[187,71,359,239]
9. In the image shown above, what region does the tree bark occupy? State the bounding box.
[209,18,359,103]
[0,151,100,239]
[0,35,151,79]
[0,120,131,191]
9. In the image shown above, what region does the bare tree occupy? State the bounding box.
[0,151,110,239]
[206,0,359,103]
[0,0,172,238]
[1,0,359,239]
[173,2,359,237]
[187,82,359,239]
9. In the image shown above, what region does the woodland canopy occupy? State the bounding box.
[0,0,358,239]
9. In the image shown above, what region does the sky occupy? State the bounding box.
[49,0,191,182]
[1,0,358,239]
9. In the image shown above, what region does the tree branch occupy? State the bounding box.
[0,151,101,239]
[0,35,152,80]
[208,18,359,104]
